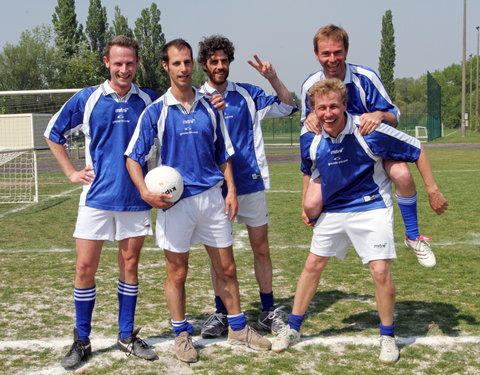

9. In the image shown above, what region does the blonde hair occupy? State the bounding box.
[308,78,347,108]
[313,24,349,53]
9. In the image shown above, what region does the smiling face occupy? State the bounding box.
[162,46,193,90]
[103,45,139,97]
[313,89,347,138]
[315,37,348,80]
[203,49,230,89]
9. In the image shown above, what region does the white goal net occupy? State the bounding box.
[0,89,80,204]
[0,148,38,203]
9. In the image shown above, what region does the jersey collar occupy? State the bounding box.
[322,112,355,141]
[163,87,205,107]
[200,80,234,97]
[101,80,139,101]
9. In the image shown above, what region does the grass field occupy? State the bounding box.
[0,145,479,374]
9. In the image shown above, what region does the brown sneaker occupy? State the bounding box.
[174,331,198,363]
[228,325,272,351]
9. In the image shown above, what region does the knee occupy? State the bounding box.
[370,263,391,285]
[304,254,328,274]
[215,262,237,282]
[76,261,96,281]
[167,265,188,285]
[122,254,140,274]
[386,162,414,188]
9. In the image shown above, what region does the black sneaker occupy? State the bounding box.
[61,328,92,369]
[258,306,287,334]
[117,327,158,361]
[201,312,228,338]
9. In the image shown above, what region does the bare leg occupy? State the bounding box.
[163,250,189,321]
[369,259,395,326]
[205,245,241,315]
[117,236,145,284]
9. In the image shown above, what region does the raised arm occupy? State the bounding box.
[248,54,295,106]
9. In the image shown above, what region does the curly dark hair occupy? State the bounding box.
[197,35,235,66]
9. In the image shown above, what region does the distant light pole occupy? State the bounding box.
[461,0,466,137]
[476,26,479,131]
[470,54,473,127]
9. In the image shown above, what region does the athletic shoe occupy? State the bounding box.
[271,326,300,353]
[258,306,288,334]
[117,327,158,361]
[174,331,198,363]
[228,325,272,351]
[404,235,436,267]
[60,328,92,369]
[201,312,228,338]
[378,335,400,363]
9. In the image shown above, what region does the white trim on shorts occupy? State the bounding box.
[73,205,152,242]
[236,190,269,227]
[155,184,233,253]
[310,206,396,264]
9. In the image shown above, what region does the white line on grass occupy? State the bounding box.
[0,186,82,219]
[2,237,480,253]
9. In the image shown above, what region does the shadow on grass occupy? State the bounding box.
[246,290,479,339]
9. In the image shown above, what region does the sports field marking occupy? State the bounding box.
[2,237,479,254]
[4,334,479,375]
[0,186,82,219]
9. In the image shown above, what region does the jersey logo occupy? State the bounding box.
[363,194,377,202]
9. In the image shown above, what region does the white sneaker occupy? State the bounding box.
[404,235,436,267]
[379,335,399,364]
[271,326,300,353]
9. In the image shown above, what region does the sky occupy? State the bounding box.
[0,0,479,96]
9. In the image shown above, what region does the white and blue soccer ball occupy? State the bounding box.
[144,165,184,203]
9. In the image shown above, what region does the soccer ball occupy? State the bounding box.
[144,166,184,203]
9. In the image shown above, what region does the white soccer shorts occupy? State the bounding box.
[155,184,233,253]
[74,205,152,242]
[236,190,269,227]
[310,206,397,264]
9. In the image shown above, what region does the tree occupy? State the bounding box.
[134,3,168,93]
[85,0,109,54]
[378,10,396,101]
[0,26,60,90]
[192,60,206,88]
[110,6,133,38]
[51,0,82,58]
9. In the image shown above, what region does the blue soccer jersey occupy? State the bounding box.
[126,88,234,201]
[300,63,400,175]
[44,81,159,211]
[309,114,421,213]
[200,81,297,195]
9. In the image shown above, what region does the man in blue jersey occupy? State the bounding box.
[196,35,298,338]
[125,38,272,363]
[44,36,160,369]
[300,24,439,268]
[272,79,448,362]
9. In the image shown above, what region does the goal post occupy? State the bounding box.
[0,88,81,204]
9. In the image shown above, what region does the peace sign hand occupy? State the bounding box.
[247,54,277,80]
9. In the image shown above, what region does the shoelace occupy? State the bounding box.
[177,335,194,352]
[267,307,287,323]
[204,312,226,327]
[69,340,89,358]
[124,335,148,357]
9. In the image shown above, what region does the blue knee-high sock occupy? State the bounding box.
[171,319,194,336]
[380,322,395,337]
[214,296,227,314]
[288,314,304,332]
[227,312,247,331]
[117,280,138,339]
[259,291,274,312]
[396,194,420,240]
[74,286,96,342]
